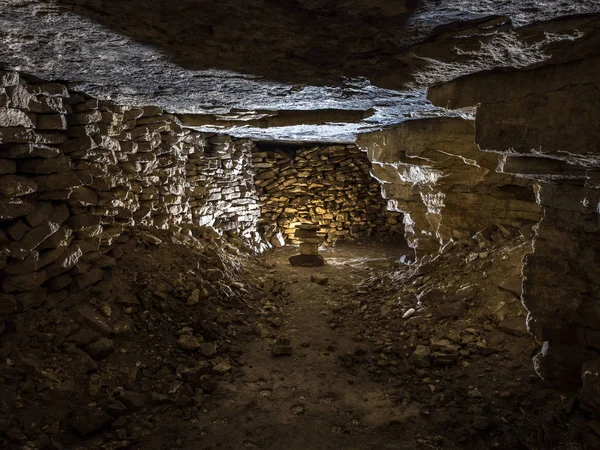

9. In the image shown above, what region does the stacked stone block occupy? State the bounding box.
[252,145,403,246]
[0,70,261,318]
[288,224,325,267]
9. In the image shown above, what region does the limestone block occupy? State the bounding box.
[68,110,103,125]
[73,99,99,112]
[37,114,67,130]
[67,124,100,137]
[46,245,83,278]
[0,199,36,220]
[26,83,69,97]
[289,254,325,267]
[60,136,97,154]
[15,204,69,252]
[7,220,30,241]
[0,107,35,127]
[0,294,17,315]
[2,270,47,293]
[0,159,16,174]
[19,155,71,174]
[34,171,92,191]
[0,175,37,197]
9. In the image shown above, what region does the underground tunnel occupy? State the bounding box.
[0,1,600,449]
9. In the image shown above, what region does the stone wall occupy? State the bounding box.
[357,118,541,256]
[427,54,600,403]
[0,70,261,317]
[252,145,403,245]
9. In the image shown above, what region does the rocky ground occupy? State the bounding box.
[2,224,600,449]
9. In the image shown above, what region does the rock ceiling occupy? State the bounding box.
[1,0,600,142]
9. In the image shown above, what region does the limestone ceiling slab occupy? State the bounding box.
[1,0,599,141]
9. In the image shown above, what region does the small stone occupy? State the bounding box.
[199,342,218,358]
[212,362,232,374]
[150,393,171,405]
[402,308,416,319]
[410,345,431,368]
[177,335,202,351]
[271,338,293,356]
[187,289,200,305]
[70,406,110,436]
[120,390,149,411]
[451,285,478,302]
[310,274,329,285]
[289,254,325,267]
[176,395,192,407]
[206,269,224,281]
[498,317,528,337]
[468,388,484,398]
[84,337,115,360]
[499,278,522,298]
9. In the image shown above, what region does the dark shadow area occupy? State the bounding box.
[46,0,424,86]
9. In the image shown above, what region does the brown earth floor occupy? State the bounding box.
[149,240,596,450]
[184,244,414,450]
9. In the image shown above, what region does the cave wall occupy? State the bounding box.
[0,70,262,317]
[427,55,600,403]
[357,117,541,255]
[253,145,403,246]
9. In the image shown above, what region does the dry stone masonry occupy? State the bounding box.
[252,145,403,246]
[288,224,325,267]
[0,69,262,318]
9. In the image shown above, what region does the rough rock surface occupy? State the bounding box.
[357,117,541,254]
[1,2,599,141]
[428,43,600,404]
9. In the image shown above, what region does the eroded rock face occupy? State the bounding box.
[428,45,600,401]
[357,117,540,254]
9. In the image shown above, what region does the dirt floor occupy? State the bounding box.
[148,232,599,450]
[2,226,600,450]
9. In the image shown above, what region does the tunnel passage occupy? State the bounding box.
[1,2,600,449]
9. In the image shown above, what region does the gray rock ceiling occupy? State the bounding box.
[1,0,600,142]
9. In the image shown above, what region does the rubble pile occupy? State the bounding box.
[0,226,287,449]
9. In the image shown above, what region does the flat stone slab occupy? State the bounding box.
[289,254,324,267]
[498,317,528,337]
[296,224,320,231]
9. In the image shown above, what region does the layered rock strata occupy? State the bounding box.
[0,69,261,321]
[357,117,541,255]
[253,145,403,246]
[427,53,600,403]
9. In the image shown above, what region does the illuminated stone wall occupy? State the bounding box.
[252,145,403,246]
